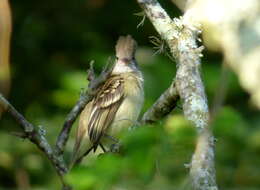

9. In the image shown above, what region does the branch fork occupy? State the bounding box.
[1,1,218,188]
[136,0,218,189]
[0,60,113,188]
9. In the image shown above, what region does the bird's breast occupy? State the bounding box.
[110,72,144,137]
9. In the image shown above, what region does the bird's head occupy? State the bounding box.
[113,35,138,74]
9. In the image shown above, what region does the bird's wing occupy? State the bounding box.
[88,75,125,145]
[71,76,124,166]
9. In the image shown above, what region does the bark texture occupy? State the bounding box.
[136,0,218,189]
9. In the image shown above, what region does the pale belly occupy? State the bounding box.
[110,94,143,137]
[108,74,144,139]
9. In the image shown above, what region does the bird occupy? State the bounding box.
[70,35,144,167]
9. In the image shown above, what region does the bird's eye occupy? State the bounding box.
[116,56,119,60]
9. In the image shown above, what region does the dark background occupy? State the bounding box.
[0,0,259,189]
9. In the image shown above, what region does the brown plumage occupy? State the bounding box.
[70,35,144,167]
[88,75,124,145]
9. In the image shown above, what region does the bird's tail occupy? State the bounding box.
[115,35,137,60]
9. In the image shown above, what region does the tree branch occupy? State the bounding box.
[175,25,217,188]
[0,60,114,189]
[0,93,68,179]
[141,80,179,124]
[55,60,113,156]
[55,94,91,156]
[136,0,218,189]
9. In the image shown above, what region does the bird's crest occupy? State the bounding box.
[115,35,137,60]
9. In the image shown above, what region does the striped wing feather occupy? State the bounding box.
[88,75,124,145]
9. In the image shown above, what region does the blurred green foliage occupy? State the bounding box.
[0,0,260,189]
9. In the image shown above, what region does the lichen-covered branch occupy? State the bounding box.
[141,80,179,124]
[175,24,217,189]
[0,93,68,177]
[136,0,218,189]
[189,128,217,190]
[137,0,179,43]
[55,61,113,156]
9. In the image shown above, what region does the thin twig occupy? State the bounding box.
[10,131,27,139]
[55,94,92,156]
[87,60,95,81]
[0,93,68,178]
[141,80,179,124]
[55,60,113,156]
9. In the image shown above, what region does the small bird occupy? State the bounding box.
[70,35,144,167]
